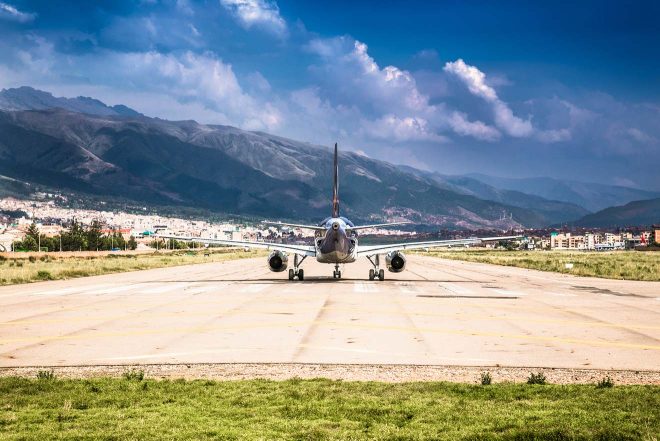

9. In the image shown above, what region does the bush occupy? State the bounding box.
[28,256,36,263]
[480,372,492,385]
[36,369,55,380]
[527,372,547,385]
[123,369,145,381]
[36,270,53,280]
[596,376,614,388]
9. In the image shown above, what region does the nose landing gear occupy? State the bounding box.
[333,263,341,279]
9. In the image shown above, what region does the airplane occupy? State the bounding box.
[157,143,522,281]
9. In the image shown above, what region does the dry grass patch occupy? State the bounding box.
[419,249,660,281]
[0,249,266,285]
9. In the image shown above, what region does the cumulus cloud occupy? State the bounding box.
[219,0,286,36]
[306,37,498,143]
[113,51,282,130]
[444,58,533,137]
[0,2,35,22]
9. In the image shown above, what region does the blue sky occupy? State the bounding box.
[1,0,659,189]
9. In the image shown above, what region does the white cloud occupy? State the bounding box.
[306,37,498,144]
[628,127,656,144]
[363,115,448,143]
[219,0,286,36]
[0,2,35,22]
[444,58,533,137]
[117,51,282,130]
[536,128,571,143]
[448,112,501,141]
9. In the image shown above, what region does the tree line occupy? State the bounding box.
[12,220,137,252]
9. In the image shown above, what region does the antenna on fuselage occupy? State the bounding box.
[332,142,339,218]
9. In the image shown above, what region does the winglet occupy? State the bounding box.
[332,142,339,218]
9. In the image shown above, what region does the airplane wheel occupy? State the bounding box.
[298,269,304,281]
[288,269,294,280]
[369,269,375,280]
[337,271,341,279]
[378,269,385,281]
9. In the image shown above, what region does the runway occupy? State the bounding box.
[1,255,659,371]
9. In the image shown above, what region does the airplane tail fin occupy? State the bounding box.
[332,142,339,218]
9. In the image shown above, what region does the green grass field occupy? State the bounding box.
[0,377,658,440]
[0,249,265,286]
[419,249,660,281]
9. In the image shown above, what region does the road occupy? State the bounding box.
[1,255,659,370]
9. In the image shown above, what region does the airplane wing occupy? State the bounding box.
[262,221,326,231]
[357,235,523,256]
[347,222,411,231]
[155,234,317,257]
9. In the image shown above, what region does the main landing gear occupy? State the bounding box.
[366,255,385,281]
[288,254,306,281]
[333,263,342,279]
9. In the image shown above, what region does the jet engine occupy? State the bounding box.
[267,250,288,272]
[386,251,406,273]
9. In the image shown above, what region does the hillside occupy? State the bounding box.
[0,86,616,229]
[399,167,590,225]
[573,198,660,227]
[466,173,659,212]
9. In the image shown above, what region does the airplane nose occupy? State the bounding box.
[332,222,339,230]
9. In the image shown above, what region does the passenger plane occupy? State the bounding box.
[158,144,521,281]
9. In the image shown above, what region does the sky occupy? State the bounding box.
[1,0,659,189]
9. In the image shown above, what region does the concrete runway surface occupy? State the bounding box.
[0,255,659,371]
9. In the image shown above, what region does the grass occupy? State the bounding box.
[0,378,657,440]
[419,249,660,281]
[0,249,265,286]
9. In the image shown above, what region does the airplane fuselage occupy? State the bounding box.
[314,217,357,264]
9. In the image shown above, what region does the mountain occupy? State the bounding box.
[466,173,660,212]
[0,86,142,117]
[0,86,611,229]
[572,198,660,227]
[399,167,590,225]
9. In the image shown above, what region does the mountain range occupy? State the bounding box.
[0,87,658,228]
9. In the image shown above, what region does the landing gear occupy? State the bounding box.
[366,255,385,281]
[289,254,306,281]
[333,263,341,279]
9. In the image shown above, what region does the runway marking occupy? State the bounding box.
[441,283,473,295]
[2,319,659,351]
[85,285,139,295]
[138,283,187,294]
[492,288,526,297]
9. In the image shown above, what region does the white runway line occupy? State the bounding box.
[492,288,526,297]
[85,285,140,295]
[441,283,473,295]
[139,283,188,294]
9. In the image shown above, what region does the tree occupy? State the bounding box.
[25,222,40,251]
[86,220,103,251]
[61,220,86,251]
[128,235,138,250]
